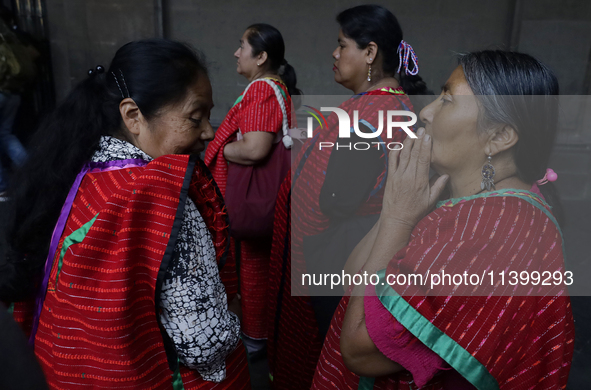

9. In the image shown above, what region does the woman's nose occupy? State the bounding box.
[332,48,339,60]
[419,98,437,125]
[234,48,240,58]
[202,121,215,141]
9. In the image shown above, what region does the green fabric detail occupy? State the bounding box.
[375,270,500,390]
[233,94,243,107]
[269,373,274,382]
[436,189,543,209]
[55,214,99,285]
[7,303,13,315]
[232,77,287,108]
[357,376,376,390]
[171,357,186,390]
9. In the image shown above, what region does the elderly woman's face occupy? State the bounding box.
[332,29,368,91]
[139,74,215,158]
[419,66,487,176]
[234,30,259,79]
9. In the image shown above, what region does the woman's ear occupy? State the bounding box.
[485,125,519,156]
[258,51,269,66]
[366,42,378,64]
[119,98,145,136]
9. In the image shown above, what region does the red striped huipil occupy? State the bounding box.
[312,191,575,390]
[266,88,414,389]
[205,79,292,340]
[13,156,250,389]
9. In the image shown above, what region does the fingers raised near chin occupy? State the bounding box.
[397,134,415,172]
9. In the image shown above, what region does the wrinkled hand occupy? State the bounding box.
[380,128,449,230]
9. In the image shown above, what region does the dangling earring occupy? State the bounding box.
[367,64,372,82]
[481,154,495,191]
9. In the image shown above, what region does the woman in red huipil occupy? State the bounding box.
[3,39,250,390]
[266,5,430,389]
[205,23,299,356]
[312,51,574,390]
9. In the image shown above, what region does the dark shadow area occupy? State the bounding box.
[563,199,591,389]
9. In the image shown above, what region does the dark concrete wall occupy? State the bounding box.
[45,0,162,101]
[166,0,520,122]
[43,1,591,121]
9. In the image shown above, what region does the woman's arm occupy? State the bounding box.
[223,81,284,165]
[341,295,404,377]
[341,129,448,376]
[223,131,275,165]
[340,217,412,376]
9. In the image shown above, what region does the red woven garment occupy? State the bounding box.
[266,89,414,389]
[311,194,575,390]
[204,79,291,197]
[15,156,249,390]
[205,79,293,340]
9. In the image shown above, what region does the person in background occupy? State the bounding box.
[1,39,250,389]
[0,5,34,196]
[205,23,299,357]
[265,5,430,389]
[312,51,573,390]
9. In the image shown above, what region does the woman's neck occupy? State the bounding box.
[447,172,530,199]
[353,75,399,94]
[248,70,279,82]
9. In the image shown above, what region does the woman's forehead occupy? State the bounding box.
[444,66,474,95]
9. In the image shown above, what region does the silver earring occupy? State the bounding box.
[367,64,372,82]
[481,154,495,191]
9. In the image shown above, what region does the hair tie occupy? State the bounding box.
[537,168,557,185]
[87,65,105,77]
[397,40,419,76]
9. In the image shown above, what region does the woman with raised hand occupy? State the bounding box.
[312,51,574,389]
[266,5,430,389]
[1,39,250,389]
[205,23,299,357]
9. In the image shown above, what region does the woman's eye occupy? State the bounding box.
[189,118,202,126]
[440,96,451,105]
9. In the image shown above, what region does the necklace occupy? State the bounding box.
[264,76,286,87]
[365,77,399,92]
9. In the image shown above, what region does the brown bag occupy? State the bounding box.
[224,79,293,240]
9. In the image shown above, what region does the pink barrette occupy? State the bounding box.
[397,40,419,76]
[537,168,558,185]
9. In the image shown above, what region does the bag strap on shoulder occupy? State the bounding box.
[234,78,293,149]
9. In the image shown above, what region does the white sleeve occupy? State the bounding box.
[159,198,240,383]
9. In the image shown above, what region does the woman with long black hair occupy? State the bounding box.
[1,39,250,389]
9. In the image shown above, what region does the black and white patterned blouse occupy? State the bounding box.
[92,136,240,382]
